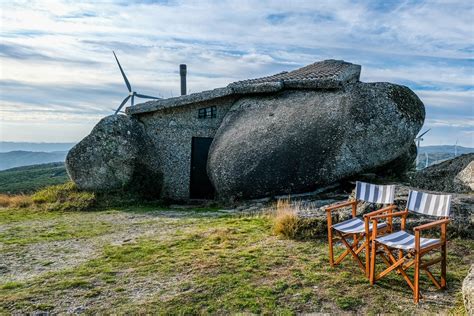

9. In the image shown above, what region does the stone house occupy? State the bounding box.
[125,60,362,200]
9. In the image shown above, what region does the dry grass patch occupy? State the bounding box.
[272,198,299,239]
[0,194,32,208]
[272,198,329,240]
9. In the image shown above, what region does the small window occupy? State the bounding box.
[198,106,216,119]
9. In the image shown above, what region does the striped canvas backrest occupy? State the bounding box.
[407,190,451,217]
[355,181,395,204]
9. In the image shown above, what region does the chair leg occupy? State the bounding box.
[414,251,420,303]
[328,228,334,267]
[365,234,370,278]
[441,242,447,289]
[370,240,377,285]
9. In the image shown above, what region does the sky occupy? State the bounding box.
[0,0,473,146]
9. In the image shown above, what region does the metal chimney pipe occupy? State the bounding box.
[180,64,187,96]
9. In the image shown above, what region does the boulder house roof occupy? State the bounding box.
[126,59,361,115]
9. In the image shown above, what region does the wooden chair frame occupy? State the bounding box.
[326,200,396,277]
[369,210,449,303]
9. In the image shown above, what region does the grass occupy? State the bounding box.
[31,182,96,211]
[0,181,158,212]
[0,201,472,314]
[0,182,95,212]
[0,194,32,208]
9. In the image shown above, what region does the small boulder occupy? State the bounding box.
[455,159,474,191]
[208,82,424,199]
[463,265,474,315]
[66,115,162,196]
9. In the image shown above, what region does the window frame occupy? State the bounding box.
[198,106,216,119]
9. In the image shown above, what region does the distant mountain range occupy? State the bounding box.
[0,141,76,152]
[0,151,68,171]
[417,145,473,155]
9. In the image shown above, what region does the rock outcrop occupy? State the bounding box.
[463,265,474,315]
[409,153,474,193]
[208,82,424,199]
[66,115,162,196]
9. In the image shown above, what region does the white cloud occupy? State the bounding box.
[0,0,473,143]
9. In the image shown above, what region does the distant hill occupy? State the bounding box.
[416,145,474,170]
[0,142,75,152]
[418,145,473,155]
[0,151,68,170]
[0,162,69,194]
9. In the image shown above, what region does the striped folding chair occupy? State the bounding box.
[326,181,396,277]
[369,190,451,303]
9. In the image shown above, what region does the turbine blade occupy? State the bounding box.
[135,93,161,99]
[115,95,131,115]
[131,95,134,107]
[417,128,431,138]
[113,51,132,92]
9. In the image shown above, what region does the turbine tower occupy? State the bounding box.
[415,129,430,169]
[113,51,161,115]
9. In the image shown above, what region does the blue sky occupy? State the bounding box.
[0,0,473,146]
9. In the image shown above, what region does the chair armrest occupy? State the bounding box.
[363,204,397,219]
[370,210,409,221]
[325,200,357,212]
[414,219,450,231]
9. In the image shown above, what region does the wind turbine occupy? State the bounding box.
[113,51,161,115]
[415,129,430,169]
[110,108,125,114]
[454,138,459,157]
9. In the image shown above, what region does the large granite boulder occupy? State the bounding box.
[66,115,162,196]
[208,82,424,199]
[409,153,474,193]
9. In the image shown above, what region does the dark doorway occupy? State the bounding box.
[190,137,215,199]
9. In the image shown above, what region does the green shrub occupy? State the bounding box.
[292,217,327,240]
[32,182,96,211]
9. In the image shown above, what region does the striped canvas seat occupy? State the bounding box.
[370,190,452,303]
[375,190,451,250]
[356,181,395,204]
[376,230,439,250]
[333,217,388,234]
[406,190,451,217]
[326,181,397,277]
